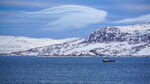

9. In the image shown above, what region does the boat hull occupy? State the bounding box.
[103,60,116,62]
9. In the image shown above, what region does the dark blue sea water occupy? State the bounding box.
[0,56,150,84]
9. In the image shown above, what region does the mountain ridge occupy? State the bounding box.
[1,22,150,57]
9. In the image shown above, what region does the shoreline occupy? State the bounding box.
[0,55,150,58]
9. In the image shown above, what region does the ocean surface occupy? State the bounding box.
[0,56,150,84]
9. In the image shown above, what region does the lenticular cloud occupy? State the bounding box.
[24,5,107,31]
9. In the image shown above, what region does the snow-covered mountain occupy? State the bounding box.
[1,22,150,57]
[85,22,150,43]
[0,36,81,54]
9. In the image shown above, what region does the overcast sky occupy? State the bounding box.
[0,0,150,39]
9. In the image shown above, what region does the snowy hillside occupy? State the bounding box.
[115,22,150,33]
[10,41,150,56]
[0,36,80,54]
[1,22,150,57]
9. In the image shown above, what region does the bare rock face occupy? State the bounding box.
[128,30,150,44]
[85,27,131,43]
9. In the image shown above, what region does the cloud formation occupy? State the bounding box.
[115,14,150,23]
[24,5,107,31]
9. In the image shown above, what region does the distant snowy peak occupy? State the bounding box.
[85,22,150,43]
